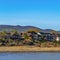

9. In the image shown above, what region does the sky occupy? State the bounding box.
[0,0,60,31]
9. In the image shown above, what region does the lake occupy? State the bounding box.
[0,52,60,60]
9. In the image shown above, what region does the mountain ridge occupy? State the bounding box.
[0,25,59,33]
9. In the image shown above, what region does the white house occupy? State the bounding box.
[56,37,60,42]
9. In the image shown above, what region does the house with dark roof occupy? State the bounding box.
[39,32,55,41]
[27,31,42,41]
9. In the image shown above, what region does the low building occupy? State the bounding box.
[27,31,38,40]
[55,34,60,42]
[39,32,55,41]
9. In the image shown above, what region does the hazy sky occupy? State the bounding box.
[0,0,60,30]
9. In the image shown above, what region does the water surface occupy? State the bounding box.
[0,52,60,60]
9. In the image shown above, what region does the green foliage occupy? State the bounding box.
[11,30,19,34]
[24,34,29,39]
[40,40,47,43]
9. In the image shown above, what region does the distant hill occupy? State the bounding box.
[0,25,41,32]
[0,25,59,34]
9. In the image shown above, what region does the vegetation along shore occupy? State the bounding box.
[0,25,60,52]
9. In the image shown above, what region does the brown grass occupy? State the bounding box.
[0,46,60,52]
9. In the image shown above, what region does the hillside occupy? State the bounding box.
[0,25,41,32]
[0,25,59,33]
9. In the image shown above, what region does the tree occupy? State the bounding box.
[24,33,29,39]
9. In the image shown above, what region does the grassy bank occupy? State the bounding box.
[0,46,60,52]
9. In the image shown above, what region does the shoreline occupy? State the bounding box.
[0,46,60,52]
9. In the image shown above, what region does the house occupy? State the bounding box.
[10,32,21,40]
[56,37,60,41]
[39,32,55,41]
[37,32,43,40]
[26,31,42,41]
[55,34,60,42]
[27,31,38,40]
